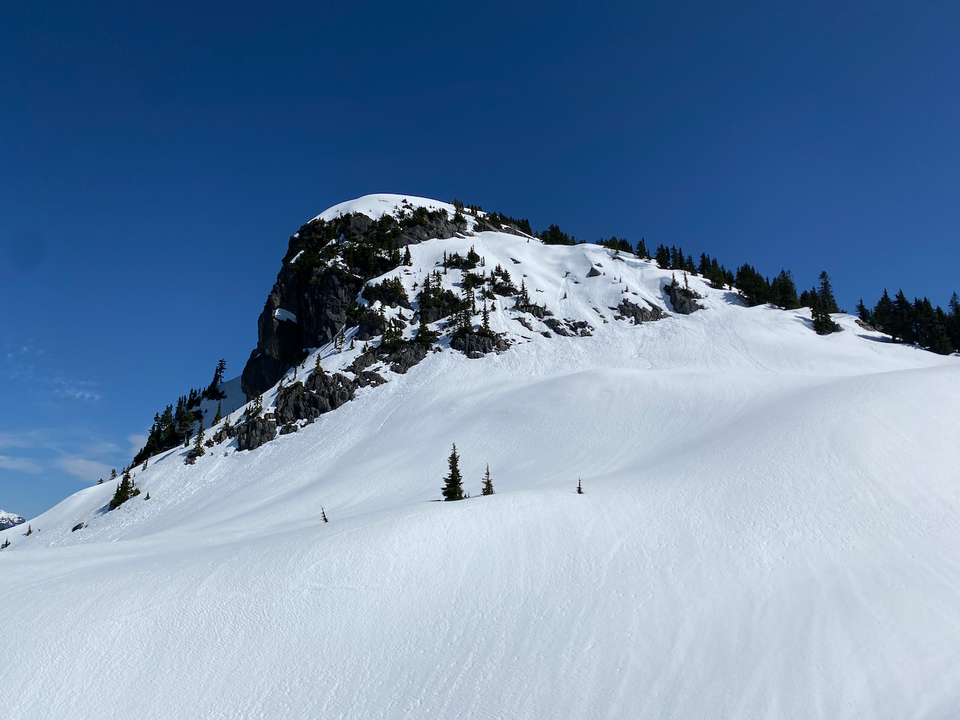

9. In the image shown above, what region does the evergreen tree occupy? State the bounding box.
[321,506,329,523]
[415,314,438,345]
[947,292,960,351]
[855,299,872,324]
[403,246,412,266]
[735,264,771,306]
[213,401,223,426]
[817,271,839,313]
[655,244,671,268]
[891,289,914,343]
[577,478,583,495]
[193,423,206,456]
[26,524,32,535]
[109,475,137,510]
[811,305,841,335]
[481,464,494,495]
[872,289,894,334]
[441,444,464,501]
[770,270,799,309]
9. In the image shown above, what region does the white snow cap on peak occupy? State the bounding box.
[314,193,459,223]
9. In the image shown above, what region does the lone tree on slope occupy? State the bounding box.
[442,444,464,501]
[481,465,495,495]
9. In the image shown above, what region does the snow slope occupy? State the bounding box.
[2,195,959,719]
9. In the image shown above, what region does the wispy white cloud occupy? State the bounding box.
[0,429,128,484]
[128,434,148,456]
[2,342,102,403]
[0,455,43,473]
[0,432,38,449]
[57,458,113,484]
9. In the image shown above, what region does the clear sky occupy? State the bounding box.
[2,1,958,519]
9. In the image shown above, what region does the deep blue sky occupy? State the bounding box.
[2,1,958,519]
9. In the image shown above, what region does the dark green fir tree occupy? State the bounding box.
[441,444,464,501]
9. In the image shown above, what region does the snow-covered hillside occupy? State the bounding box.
[3,194,959,719]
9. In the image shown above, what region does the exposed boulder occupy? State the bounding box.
[450,332,509,356]
[586,266,602,278]
[617,299,665,324]
[355,371,387,388]
[305,372,357,409]
[383,341,429,374]
[236,417,277,452]
[515,302,548,319]
[349,351,378,374]
[275,372,357,426]
[279,424,299,435]
[543,318,572,337]
[665,283,703,315]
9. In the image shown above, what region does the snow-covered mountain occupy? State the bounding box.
[2,194,959,719]
[0,510,25,531]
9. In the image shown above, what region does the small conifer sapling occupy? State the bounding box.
[481,465,495,495]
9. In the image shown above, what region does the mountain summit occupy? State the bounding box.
[2,194,959,719]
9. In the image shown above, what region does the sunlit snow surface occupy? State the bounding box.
[3,195,959,719]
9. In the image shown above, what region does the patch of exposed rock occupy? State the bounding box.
[617,299,666,324]
[236,417,277,452]
[665,283,703,315]
[450,331,509,357]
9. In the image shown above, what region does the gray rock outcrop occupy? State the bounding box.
[241,209,463,398]
[665,283,703,315]
[617,299,665,324]
[236,417,277,452]
[450,332,509,356]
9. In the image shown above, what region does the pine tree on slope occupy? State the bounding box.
[442,444,464,501]
[481,465,494,496]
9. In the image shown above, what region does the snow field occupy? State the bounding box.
[2,194,959,719]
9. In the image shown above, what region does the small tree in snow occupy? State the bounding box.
[441,444,464,501]
[481,465,494,495]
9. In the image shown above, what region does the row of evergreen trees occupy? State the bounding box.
[133,359,227,465]
[857,290,959,354]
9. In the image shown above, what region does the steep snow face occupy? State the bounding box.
[2,197,959,720]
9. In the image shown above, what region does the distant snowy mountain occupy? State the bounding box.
[2,194,959,720]
[0,510,24,530]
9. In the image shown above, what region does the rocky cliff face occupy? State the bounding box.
[240,209,465,398]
